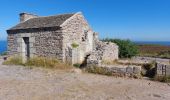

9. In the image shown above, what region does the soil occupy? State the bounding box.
[0,58,170,100]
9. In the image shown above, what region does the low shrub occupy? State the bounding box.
[154,76,170,83]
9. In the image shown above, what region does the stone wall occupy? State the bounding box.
[87,41,119,66]
[7,34,18,55]
[61,12,94,64]
[86,65,141,78]
[156,63,170,76]
[7,29,64,61]
[33,30,63,60]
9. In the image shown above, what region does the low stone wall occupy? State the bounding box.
[156,63,170,76]
[86,64,141,78]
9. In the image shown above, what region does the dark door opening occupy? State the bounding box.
[23,37,30,58]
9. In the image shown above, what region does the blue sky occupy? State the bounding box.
[0,0,170,41]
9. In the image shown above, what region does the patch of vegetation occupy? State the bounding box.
[102,38,139,58]
[101,60,118,65]
[3,56,72,69]
[0,51,7,56]
[73,63,81,68]
[3,56,23,65]
[154,75,170,83]
[71,42,79,48]
[85,66,112,76]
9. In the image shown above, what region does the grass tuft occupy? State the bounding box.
[71,42,79,48]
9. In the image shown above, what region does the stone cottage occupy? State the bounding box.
[7,12,118,65]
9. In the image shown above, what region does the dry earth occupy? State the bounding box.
[0,58,170,100]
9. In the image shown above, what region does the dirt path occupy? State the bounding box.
[0,58,170,100]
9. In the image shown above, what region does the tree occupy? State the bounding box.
[102,38,139,58]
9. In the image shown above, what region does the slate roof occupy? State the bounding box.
[8,13,75,31]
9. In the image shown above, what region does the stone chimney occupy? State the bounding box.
[20,13,38,22]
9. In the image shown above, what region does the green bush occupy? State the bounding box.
[102,38,139,58]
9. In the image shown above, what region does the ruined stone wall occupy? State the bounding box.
[87,41,119,66]
[61,12,94,64]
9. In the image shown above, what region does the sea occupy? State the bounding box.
[134,41,170,46]
[0,41,7,54]
[0,41,170,54]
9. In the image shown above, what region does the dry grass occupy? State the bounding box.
[3,56,23,65]
[101,60,118,65]
[85,66,112,76]
[3,56,73,70]
[154,75,170,83]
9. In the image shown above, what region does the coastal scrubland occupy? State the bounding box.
[138,44,170,59]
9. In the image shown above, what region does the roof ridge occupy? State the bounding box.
[33,13,76,19]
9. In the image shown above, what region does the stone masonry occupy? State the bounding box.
[156,63,170,76]
[7,12,119,65]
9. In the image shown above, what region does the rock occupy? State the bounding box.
[133,66,141,74]
[71,68,82,74]
[126,66,133,74]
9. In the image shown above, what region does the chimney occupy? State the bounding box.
[20,13,38,22]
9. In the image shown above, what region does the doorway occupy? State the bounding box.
[23,37,30,59]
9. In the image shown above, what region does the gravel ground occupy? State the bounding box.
[0,58,170,100]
